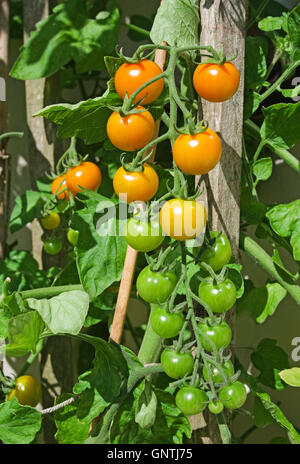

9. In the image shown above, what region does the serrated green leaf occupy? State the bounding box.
[27,290,89,335]
[10,190,46,233]
[3,311,44,357]
[135,380,157,429]
[261,102,300,150]
[54,394,90,444]
[150,0,199,48]
[245,36,268,90]
[0,398,42,444]
[258,16,283,31]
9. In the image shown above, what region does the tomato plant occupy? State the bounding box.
[175,386,208,416]
[2,0,300,448]
[193,62,240,102]
[136,266,177,304]
[200,231,232,271]
[150,306,184,338]
[43,237,62,255]
[113,164,159,203]
[159,198,207,241]
[198,319,232,352]
[114,59,164,104]
[66,161,102,196]
[106,107,155,151]
[218,382,247,410]
[160,349,194,379]
[8,376,42,407]
[198,279,237,313]
[172,129,222,175]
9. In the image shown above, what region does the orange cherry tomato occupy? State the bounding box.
[51,174,69,200]
[66,161,102,196]
[159,198,207,241]
[172,129,222,175]
[113,163,159,204]
[193,62,240,102]
[106,107,155,152]
[114,59,164,105]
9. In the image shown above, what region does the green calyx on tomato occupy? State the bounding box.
[198,278,237,313]
[150,306,184,339]
[203,360,234,384]
[200,231,232,271]
[218,381,247,410]
[198,319,232,352]
[136,265,177,304]
[8,375,42,407]
[67,228,79,246]
[43,237,62,255]
[125,218,164,252]
[175,386,208,416]
[160,349,194,379]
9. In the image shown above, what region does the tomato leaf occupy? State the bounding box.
[261,102,300,150]
[251,338,289,390]
[54,394,90,444]
[0,398,42,444]
[10,0,120,79]
[279,367,300,387]
[135,380,157,429]
[73,192,127,299]
[150,0,199,48]
[9,190,47,233]
[26,290,89,335]
[253,396,275,428]
[2,311,44,357]
[266,199,300,261]
[35,90,122,144]
[245,36,268,91]
[252,157,273,181]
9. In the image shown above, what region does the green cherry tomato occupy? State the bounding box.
[175,386,208,416]
[125,218,164,252]
[8,375,42,407]
[43,237,62,255]
[67,228,79,246]
[198,279,237,313]
[198,319,232,352]
[150,306,184,339]
[203,360,234,384]
[208,401,224,415]
[219,381,247,410]
[200,231,232,271]
[41,211,61,230]
[136,265,177,304]
[160,349,194,379]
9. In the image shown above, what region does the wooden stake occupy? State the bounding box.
[110,46,167,344]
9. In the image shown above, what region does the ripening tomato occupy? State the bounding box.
[8,375,42,407]
[106,107,155,152]
[114,59,164,105]
[66,161,102,196]
[176,386,208,416]
[193,62,240,102]
[172,129,222,175]
[113,164,159,204]
[51,174,69,200]
[125,218,164,252]
[41,212,61,230]
[159,198,207,241]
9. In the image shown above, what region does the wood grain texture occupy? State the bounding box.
[192,0,247,444]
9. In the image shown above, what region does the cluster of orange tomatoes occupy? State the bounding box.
[50,58,239,243]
